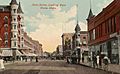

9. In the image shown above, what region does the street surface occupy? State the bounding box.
[0,60,119,74]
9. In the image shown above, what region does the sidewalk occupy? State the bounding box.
[80,61,120,74]
[108,64,120,73]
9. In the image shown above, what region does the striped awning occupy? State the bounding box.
[16,50,23,56]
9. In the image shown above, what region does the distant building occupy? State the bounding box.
[87,0,120,64]
[61,33,74,57]
[61,30,88,58]
[56,45,63,56]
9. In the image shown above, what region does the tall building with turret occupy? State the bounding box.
[0,0,43,59]
[0,0,25,58]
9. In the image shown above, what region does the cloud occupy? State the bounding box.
[25,5,87,52]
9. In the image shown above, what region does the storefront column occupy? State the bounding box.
[117,35,120,65]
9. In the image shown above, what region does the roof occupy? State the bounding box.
[75,23,81,32]
[17,2,24,13]
[10,0,18,5]
[0,5,10,12]
[87,9,94,20]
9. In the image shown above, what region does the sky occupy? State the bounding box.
[0,0,113,52]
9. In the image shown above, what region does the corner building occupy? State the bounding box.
[87,0,120,64]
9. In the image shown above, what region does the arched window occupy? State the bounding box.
[22,37,24,41]
[5,41,8,47]
[4,16,8,24]
[14,42,16,47]
[4,32,8,40]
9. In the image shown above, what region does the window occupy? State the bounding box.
[83,37,86,39]
[22,37,24,41]
[5,41,8,47]
[22,44,23,47]
[113,16,116,32]
[14,42,16,47]
[11,33,13,38]
[13,9,16,13]
[4,33,8,40]
[14,25,16,29]
[14,18,16,21]
[14,35,16,38]
[4,25,8,31]
[4,16,8,24]
[0,7,4,11]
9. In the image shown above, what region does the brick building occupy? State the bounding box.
[87,0,120,64]
[0,0,43,59]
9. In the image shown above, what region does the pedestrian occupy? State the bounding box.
[0,57,5,70]
[92,55,97,68]
[82,56,84,63]
[96,55,99,68]
[103,55,110,71]
[36,56,38,62]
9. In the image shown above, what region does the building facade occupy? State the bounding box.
[0,0,43,59]
[56,45,63,56]
[61,28,88,59]
[87,0,120,64]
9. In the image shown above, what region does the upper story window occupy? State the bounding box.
[14,25,16,29]
[83,37,86,39]
[13,9,16,13]
[4,32,8,40]
[0,7,4,11]
[14,18,16,22]
[14,35,16,38]
[5,41,8,47]
[4,16,8,24]
[22,37,24,41]
[14,42,16,47]
[22,44,23,47]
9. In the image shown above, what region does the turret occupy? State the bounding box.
[86,9,94,21]
[75,21,81,47]
[10,0,18,49]
[10,0,18,5]
[17,1,24,14]
[17,1,24,49]
[75,21,81,33]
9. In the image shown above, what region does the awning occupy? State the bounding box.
[16,50,23,56]
[2,50,12,56]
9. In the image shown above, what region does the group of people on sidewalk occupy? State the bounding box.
[92,53,111,71]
